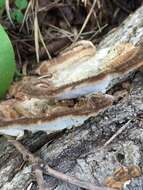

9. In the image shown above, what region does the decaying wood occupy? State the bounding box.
[1,4,143,190]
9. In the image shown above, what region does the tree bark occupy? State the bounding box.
[1,5,143,190]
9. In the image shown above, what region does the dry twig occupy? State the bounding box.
[75,0,97,41]
[8,140,113,190]
[5,0,14,26]
[104,120,132,147]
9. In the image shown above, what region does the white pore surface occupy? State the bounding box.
[0,113,97,137]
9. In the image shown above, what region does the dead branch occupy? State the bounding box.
[8,140,113,190]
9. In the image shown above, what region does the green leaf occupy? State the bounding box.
[11,9,24,23]
[0,0,5,8]
[0,25,16,98]
[15,0,28,10]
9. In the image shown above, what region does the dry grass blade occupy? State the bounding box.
[81,0,88,7]
[39,29,52,60]
[48,24,74,40]
[89,24,108,41]
[34,3,40,63]
[59,9,71,28]
[93,11,101,32]
[75,0,97,42]
[20,0,32,32]
[5,0,14,26]
[34,0,52,61]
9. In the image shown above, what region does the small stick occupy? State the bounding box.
[103,120,132,147]
[44,164,112,190]
[33,164,46,190]
[8,140,113,190]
